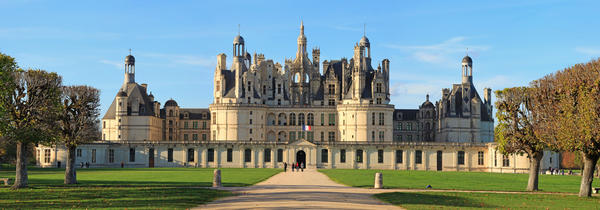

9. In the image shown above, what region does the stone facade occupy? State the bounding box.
[36,23,558,173]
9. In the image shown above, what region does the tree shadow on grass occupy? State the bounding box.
[375,192,498,209]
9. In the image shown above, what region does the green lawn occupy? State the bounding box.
[319,169,584,193]
[375,192,600,209]
[0,167,281,209]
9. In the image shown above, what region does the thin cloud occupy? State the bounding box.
[575,47,600,56]
[385,36,490,66]
[99,60,122,69]
[141,53,215,67]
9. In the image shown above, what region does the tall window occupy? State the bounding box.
[264,149,271,162]
[193,134,198,140]
[378,150,384,163]
[212,112,216,124]
[396,150,403,163]
[340,149,346,163]
[91,149,96,163]
[372,113,375,125]
[502,155,510,167]
[328,99,335,106]
[376,83,382,93]
[184,134,189,141]
[277,149,283,162]
[478,151,484,165]
[188,148,195,162]
[307,131,314,141]
[244,149,252,162]
[328,132,335,141]
[379,113,384,125]
[320,113,324,126]
[407,123,412,130]
[321,149,328,163]
[320,132,324,141]
[202,134,207,141]
[415,150,422,164]
[202,121,207,129]
[44,149,51,163]
[356,149,363,163]
[184,122,189,128]
[289,113,296,126]
[193,121,198,128]
[227,149,233,162]
[207,148,214,162]
[377,98,382,104]
[328,84,335,94]
[298,113,305,125]
[494,151,497,167]
[129,148,135,162]
[328,113,336,126]
[458,151,465,165]
[379,131,384,141]
[168,148,173,162]
[307,113,314,126]
[277,84,281,94]
[109,149,114,163]
[76,149,82,157]
[289,131,296,141]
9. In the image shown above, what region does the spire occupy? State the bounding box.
[363,23,366,37]
[129,48,132,55]
[238,24,241,36]
[426,94,430,102]
[300,20,304,35]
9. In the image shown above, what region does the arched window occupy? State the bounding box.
[293,72,300,83]
[169,110,173,117]
[425,122,431,130]
[298,113,305,125]
[289,113,296,126]
[304,74,310,83]
[307,113,314,126]
[426,111,430,118]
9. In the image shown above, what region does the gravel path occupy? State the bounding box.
[196,169,403,210]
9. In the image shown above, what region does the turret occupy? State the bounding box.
[297,21,307,60]
[124,53,135,85]
[461,55,473,84]
[233,34,246,99]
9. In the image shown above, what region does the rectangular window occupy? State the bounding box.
[378,149,384,163]
[168,148,173,162]
[249,129,253,134]
[193,134,198,140]
[184,134,189,141]
[264,149,271,162]
[379,131,384,141]
[458,151,465,165]
[129,148,135,162]
[289,131,296,141]
[328,132,335,141]
[244,149,252,162]
[328,113,336,126]
[91,149,96,163]
[328,84,335,94]
[407,123,411,130]
[321,149,328,163]
[76,149,82,157]
[408,135,412,141]
[44,149,51,163]
[478,151,484,165]
[320,113,324,126]
[184,122,189,128]
[188,148,195,162]
[372,113,376,125]
[108,149,115,163]
[227,149,233,162]
[415,150,422,164]
[202,121,207,129]
[320,132,324,142]
[307,131,314,141]
[396,150,403,163]
[379,113,384,125]
[503,155,510,167]
[328,99,335,106]
[202,134,207,141]
[277,149,283,162]
[277,84,281,94]
[208,149,214,162]
[212,112,216,124]
[340,149,346,163]
[193,121,198,129]
[356,150,363,163]
[494,151,497,167]
[249,119,253,124]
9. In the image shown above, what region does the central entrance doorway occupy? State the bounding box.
[149,148,155,168]
[296,150,306,168]
[436,150,443,171]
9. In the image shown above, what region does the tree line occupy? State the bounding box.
[0,52,100,189]
[496,58,600,197]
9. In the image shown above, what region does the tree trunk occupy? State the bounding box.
[12,142,28,189]
[579,152,600,197]
[527,151,543,191]
[64,146,77,184]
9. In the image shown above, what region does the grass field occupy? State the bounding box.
[0,167,281,209]
[375,192,600,209]
[319,169,585,193]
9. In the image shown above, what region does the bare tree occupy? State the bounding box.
[0,53,62,189]
[495,87,546,191]
[59,85,100,184]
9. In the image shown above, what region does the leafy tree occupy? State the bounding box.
[58,85,101,184]
[0,52,63,189]
[495,87,547,191]
[531,58,600,197]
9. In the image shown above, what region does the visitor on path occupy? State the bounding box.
[284,162,287,172]
[301,162,304,172]
[80,162,84,168]
[296,162,299,171]
[292,162,295,172]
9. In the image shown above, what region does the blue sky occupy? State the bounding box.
[1,0,599,115]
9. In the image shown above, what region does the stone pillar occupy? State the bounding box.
[258,148,264,168]
[195,147,200,167]
[424,150,429,171]
[328,148,333,169]
[390,149,396,170]
[201,148,208,168]
[374,172,383,189]
[466,151,471,171]
[363,149,369,169]
[453,151,458,171]
[213,169,222,187]
[411,150,416,170]
[215,147,221,168]
[270,149,275,168]
[350,149,356,169]
[251,147,256,168]
[239,147,244,168]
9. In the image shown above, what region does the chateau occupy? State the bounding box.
[36,23,558,173]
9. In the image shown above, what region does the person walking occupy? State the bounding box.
[301,162,304,172]
[292,162,295,172]
[284,162,288,172]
